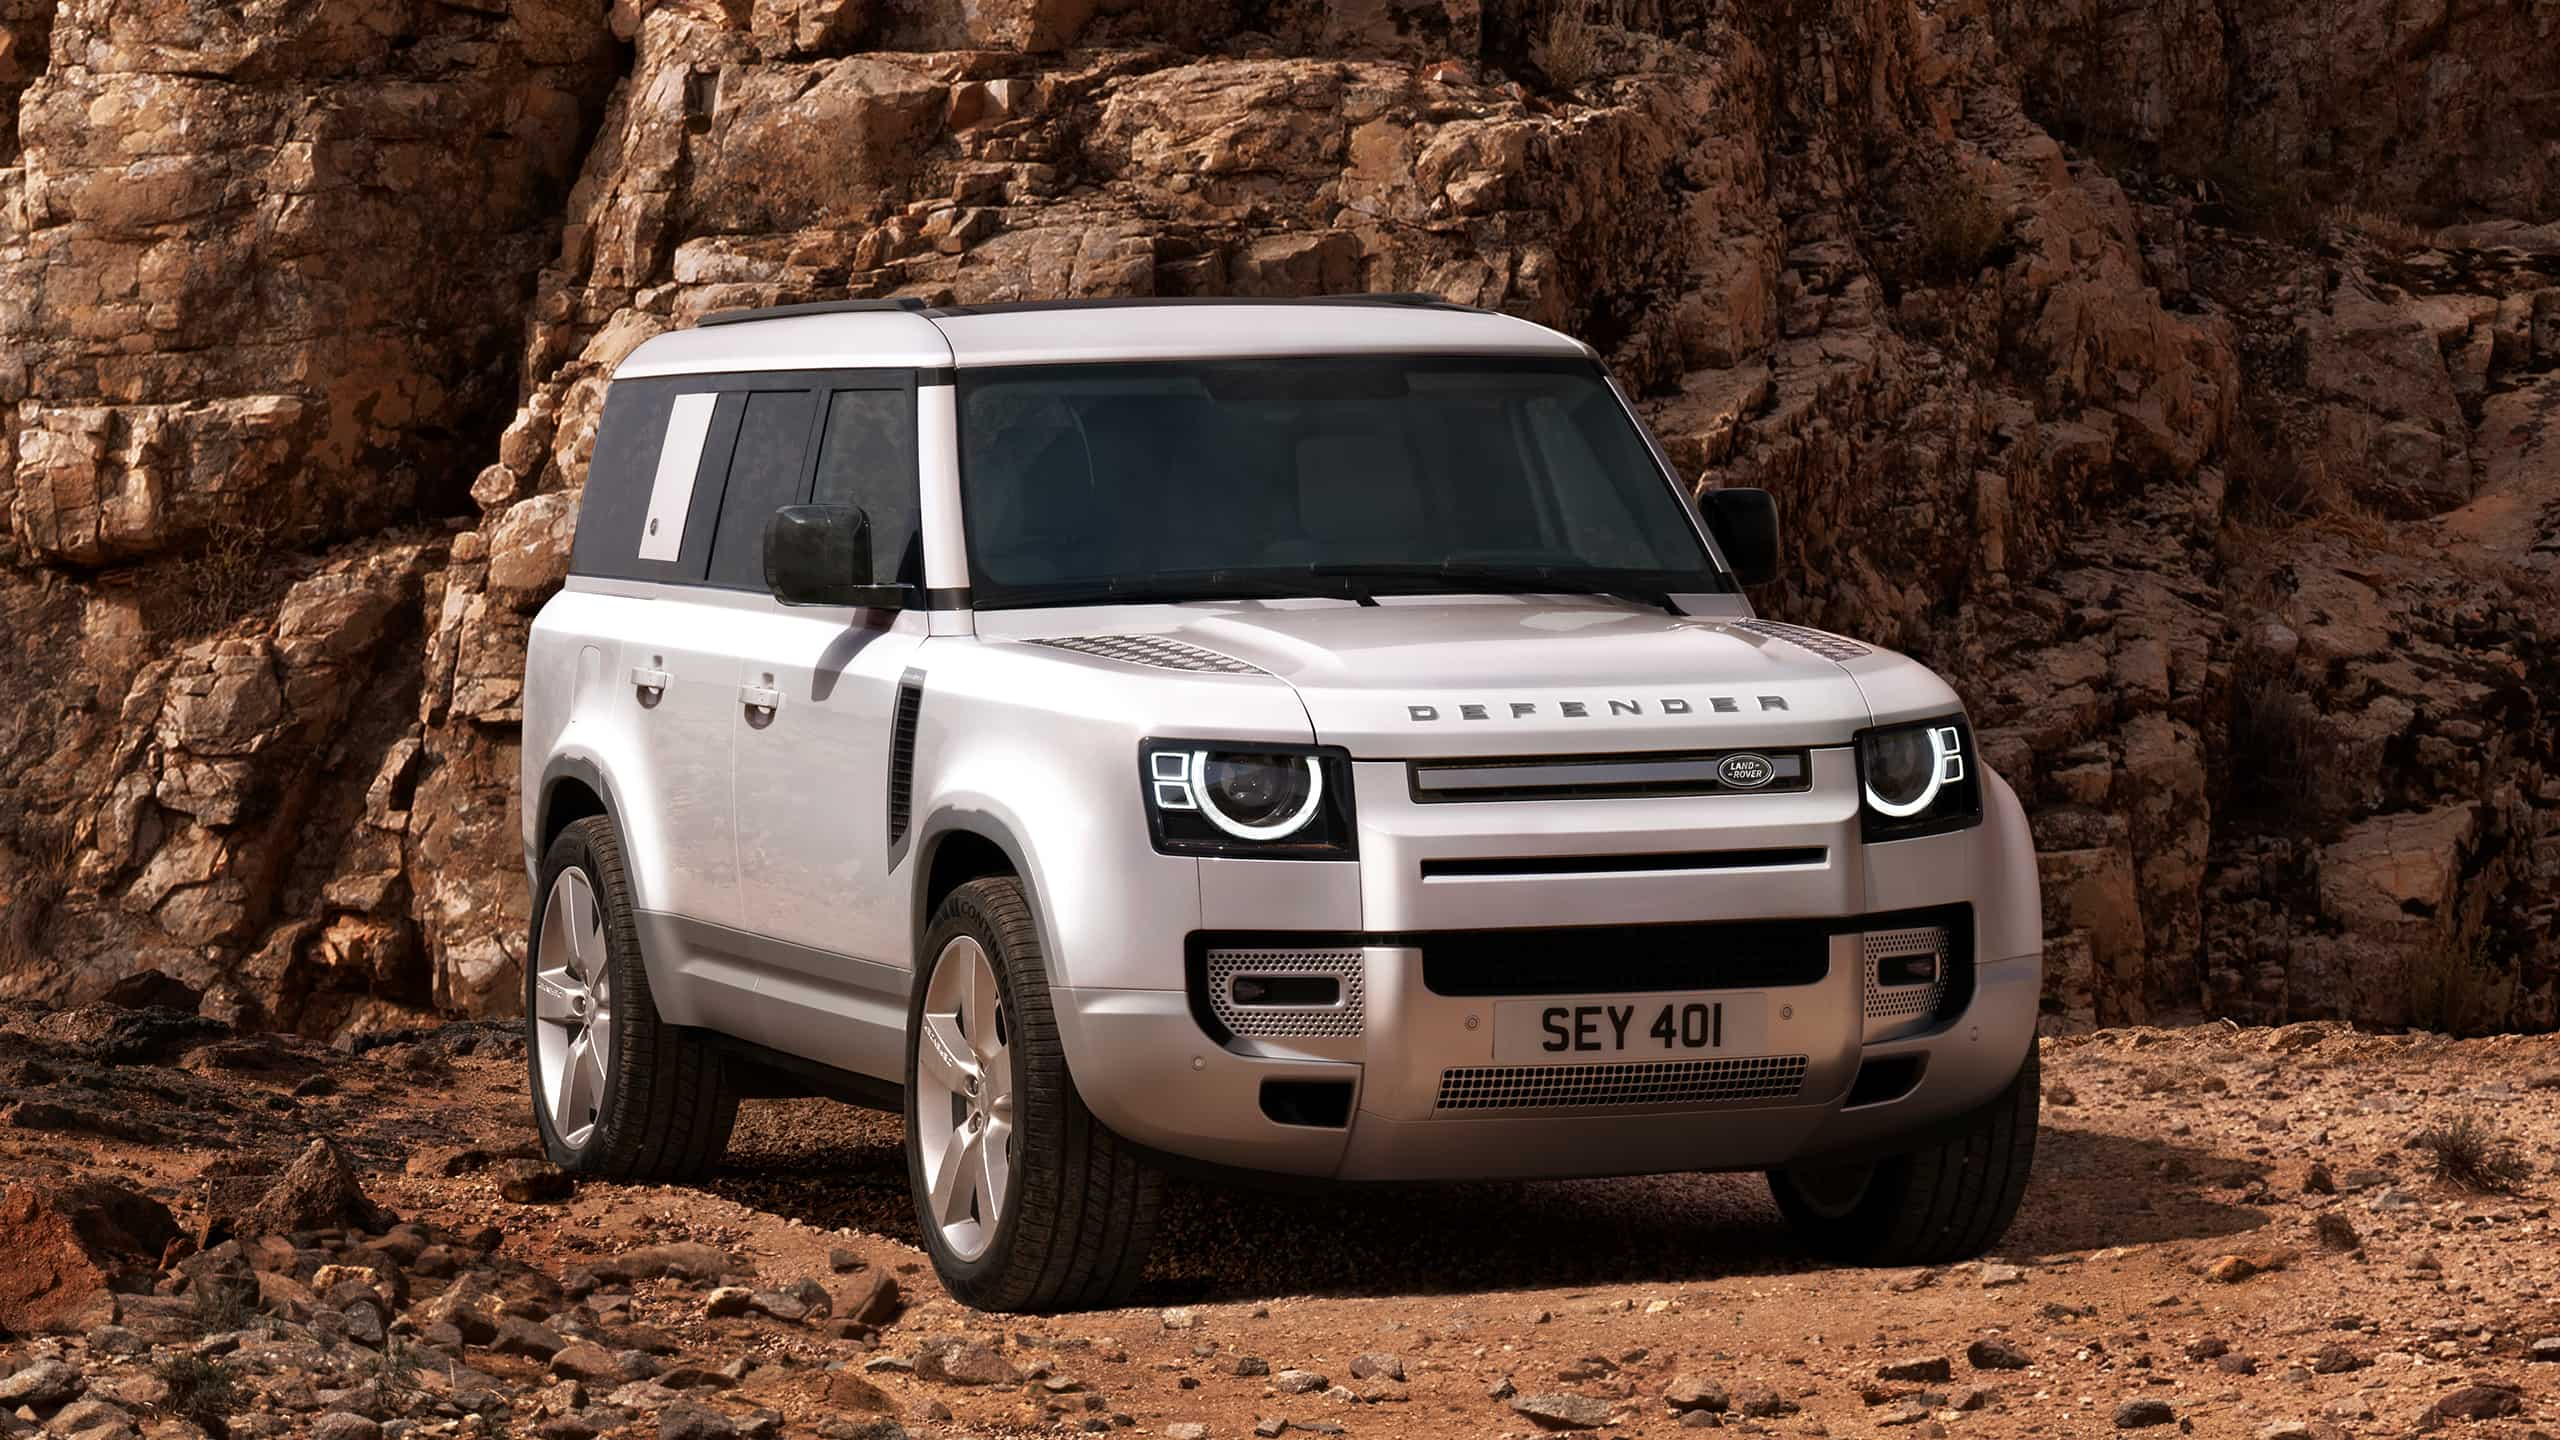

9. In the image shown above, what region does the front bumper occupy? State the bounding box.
[1050,752,2044,1183]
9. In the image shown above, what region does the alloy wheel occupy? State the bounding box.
[533,868,614,1150]
[914,935,1015,1261]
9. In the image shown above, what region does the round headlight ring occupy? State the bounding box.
[1187,750,1325,840]
[1863,724,1963,818]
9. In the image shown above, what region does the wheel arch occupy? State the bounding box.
[910,808,1056,976]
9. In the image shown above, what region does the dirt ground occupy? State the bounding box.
[4,1007,2557,1440]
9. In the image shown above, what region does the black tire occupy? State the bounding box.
[524,815,738,1180]
[904,876,1162,1312]
[1768,1045,2040,1265]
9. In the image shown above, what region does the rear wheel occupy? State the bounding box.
[1768,1046,2039,1264]
[525,816,738,1180]
[905,876,1162,1311]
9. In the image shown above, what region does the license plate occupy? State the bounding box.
[1492,993,1768,1063]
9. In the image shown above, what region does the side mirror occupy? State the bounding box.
[1701,487,1780,589]
[763,504,906,608]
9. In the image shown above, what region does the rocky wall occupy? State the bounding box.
[0,0,2552,1036]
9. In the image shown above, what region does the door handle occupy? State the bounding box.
[631,666,670,705]
[740,683,782,721]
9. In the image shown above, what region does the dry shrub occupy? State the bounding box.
[2328,206,2433,255]
[181,1275,258,1338]
[1531,0,1622,88]
[2411,1112,2529,1194]
[0,839,70,976]
[2408,925,2518,1038]
[2221,405,2393,547]
[2224,664,2324,817]
[172,517,276,636]
[2205,142,2322,245]
[1909,170,2005,283]
[155,1354,246,1431]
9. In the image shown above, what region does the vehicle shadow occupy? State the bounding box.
[705,1103,2278,1305]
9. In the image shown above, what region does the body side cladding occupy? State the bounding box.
[534,753,628,878]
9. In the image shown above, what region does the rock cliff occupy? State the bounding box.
[0,0,2552,1034]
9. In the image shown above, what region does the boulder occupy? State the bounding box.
[0,1180,180,1335]
[233,1138,389,1238]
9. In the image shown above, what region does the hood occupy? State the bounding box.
[1147,599,1886,758]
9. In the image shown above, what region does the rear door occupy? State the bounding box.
[727,374,931,1080]
[570,379,750,939]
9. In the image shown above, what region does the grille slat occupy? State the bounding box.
[1436,1055,1809,1111]
[1204,948,1365,1039]
[1024,635,1262,674]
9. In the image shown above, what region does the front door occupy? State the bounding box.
[728,381,931,1081]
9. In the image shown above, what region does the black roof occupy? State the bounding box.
[697,293,1481,327]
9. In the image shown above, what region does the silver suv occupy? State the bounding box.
[517,295,2045,1311]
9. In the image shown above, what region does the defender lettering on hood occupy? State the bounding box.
[1408,695,1793,722]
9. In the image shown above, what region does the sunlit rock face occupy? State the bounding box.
[0,0,2551,1036]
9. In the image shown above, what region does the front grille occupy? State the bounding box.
[1203,948,1365,1039]
[1409,749,1812,803]
[1435,1055,1809,1111]
[1420,919,1830,997]
[1023,634,1262,674]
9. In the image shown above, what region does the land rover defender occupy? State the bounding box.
[518,295,2044,1311]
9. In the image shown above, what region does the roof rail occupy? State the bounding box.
[694,293,1484,328]
[1298,292,1474,308]
[915,293,1484,319]
[698,297,933,327]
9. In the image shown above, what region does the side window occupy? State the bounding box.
[811,387,922,588]
[705,389,817,589]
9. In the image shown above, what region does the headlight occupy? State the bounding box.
[1142,741,1357,858]
[1855,716,1982,841]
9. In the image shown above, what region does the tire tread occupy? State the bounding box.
[911,877,1161,1312]
[1769,1046,2039,1266]
[529,816,738,1183]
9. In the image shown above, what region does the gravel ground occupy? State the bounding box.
[4,1008,2556,1440]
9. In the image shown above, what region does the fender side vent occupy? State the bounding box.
[1730,618,1871,662]
[886,669,924,845]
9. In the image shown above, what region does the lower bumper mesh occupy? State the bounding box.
[1434,1054,1810,1112]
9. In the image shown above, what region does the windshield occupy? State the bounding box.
[955,355,1725,609]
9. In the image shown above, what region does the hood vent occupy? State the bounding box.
[1023,635,1265,675]
[1729,619,1871,662]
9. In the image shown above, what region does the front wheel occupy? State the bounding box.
[904,877,1162,1311]
[1768,1045,2039,1265]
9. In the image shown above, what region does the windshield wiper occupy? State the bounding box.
[998,572,1375,609]
[1306,562,1684,614]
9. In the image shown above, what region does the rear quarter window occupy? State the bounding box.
[570,367,921,588]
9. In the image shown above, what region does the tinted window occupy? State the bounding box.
[570,379,740,585]
[706,389,816,589]
[955,356,1719,608]
[811,388,922,588]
